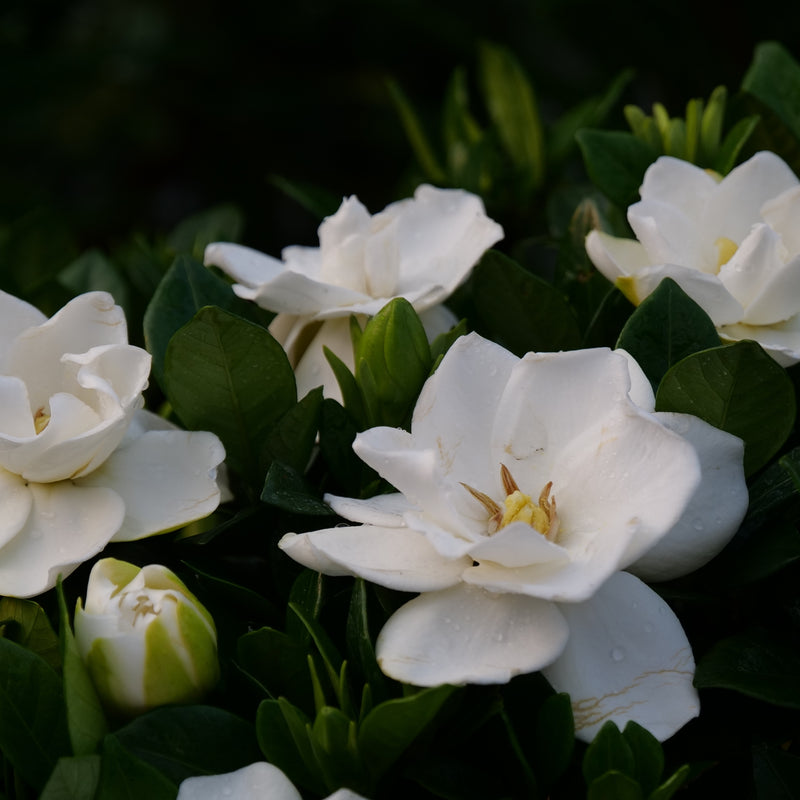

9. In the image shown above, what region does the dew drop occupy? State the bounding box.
[643,623,654,634]
[610,647,625,662]
[691,518,704,531]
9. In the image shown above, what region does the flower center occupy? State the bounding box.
[714,237,738,270]
[462,464,559,541]
[33,407,50,435]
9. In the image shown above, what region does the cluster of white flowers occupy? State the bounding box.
[0,291,225,598]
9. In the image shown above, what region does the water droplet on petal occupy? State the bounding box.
[610,647,625,662]
[643,623,654,634]
[692,518,704,531]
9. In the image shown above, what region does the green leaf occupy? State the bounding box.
[143,254,251,389]
[753,745,800,800]
[576,130,659,208]
[587,771,643,800]
[318,398,364,497]
[324,344,367,429]
[471,249,581,355]
[58,250,130,314]
[648,764,691,800]
[256,698,327,795]
[40,755,101,800]
[164,305,296,481]
[709,522,800,586]
[655,341,796,476]
[694,628,800,708]
[442,67,486,192]
[355,298,432,428]
[237,627,314,711]
[57,580,108,757]
[622,721,663,797]
[95,735,176,800]
[533,693,574,790]
[345,580,388,703]
[742,42,800,143]
[582,721,635,785]
[0,636,71,791]
[112,705,260,784]
[699,85,728,160]
[0,597,61,672]
[287,603,344,701]
[166,204,244,260]
[262,387,323,474]
[268,175,342,220]
[478,42,545,190]
[385,78,446,184]
[309,707,365,793]
[261,461,335,515]
[616,278,720,390]
[358,685,457,781]
[714,115,761,175]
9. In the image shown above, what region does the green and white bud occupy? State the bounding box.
[75,558,219,717]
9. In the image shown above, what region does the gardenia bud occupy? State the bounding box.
[74,558,220,717]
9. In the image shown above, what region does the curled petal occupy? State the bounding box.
[325,491,414,527]
[719,316,800,366]
[0,290,46,367]
[543,571,699,742]
[76,430,225,542]
[177,762,302,800]
[376,583,569,686]
[279,525,469,592]
[629,413,747,581]
[585,230,652,283]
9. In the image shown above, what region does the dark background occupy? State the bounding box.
[3,0,799,256]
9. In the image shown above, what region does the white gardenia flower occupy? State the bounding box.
[75,558,220,717]
[204,184,504,400]
[0,290,226,598]
[586,151,800,365]
[280,333,748,742]
[176,762,369,800]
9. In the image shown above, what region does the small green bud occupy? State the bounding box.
[74,558,219,718]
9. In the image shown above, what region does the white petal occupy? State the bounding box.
[629,413,747,581]
[325,491,414,526]
[418,303,458,341]
[616,349,655,410]
[543,572,699,742]
[704,151,799,244]
[629,201,709,270]
[280,525,469,592]
[719,316,800,366]
[585,230,652,281]
[76,430,225,541]
[619,264,743,325]
[176,762,302,800]
[247,269,370,315]
[0,290,46,367]
[292,317,355,402]
[410,332,518,488]
[0,376,36,438]
[637,157,717,226]
[6,293,128,407]
[376,583,569,686]
[0,469,32,549]
[204,242,285,287]
[762,184,800,255]
[468,522,569,568]
[0,481,125,598]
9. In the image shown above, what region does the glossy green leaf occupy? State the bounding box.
[164,305,296,481]
[0,636,71,791]
[742,42,800,142]
[355,297,431,428]
[533,692,574,790]
[57,580,108,757]
[471,249,581,355]
[318,398,365,497]
[113,705,260,784]
[288,602,344,698]
[714,115,761,174]
[576,129,659,207]
[587,771,643,800]
[622,721,663,797]
[95,735,176,800]
[699,85,727,159]
[649,765,691,800]
[582,721,635,785]
[346,579,387,703]
[310,707,365,793]
[40,755,101,800]
[324,345,367,429]
[694,628,800,708]
[655,341,795,476]
[262,386,323,474]
[616,278,720,389]
[261,460,334,516]
[144,254,249,389]
[59,250,130,315]
[709,522,800,585]
[0,597,61,671]
[359,685,457,780]
[478,42,545,190]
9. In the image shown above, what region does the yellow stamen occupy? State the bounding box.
[33,407,50,435]
[715,237,738,270]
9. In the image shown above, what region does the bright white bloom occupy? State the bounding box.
[586,151,800,365]
[75,558,219,717]
[204,185,503,399]
[0,290,225,597]
[176,762,369,800]
[280,333,748,741]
